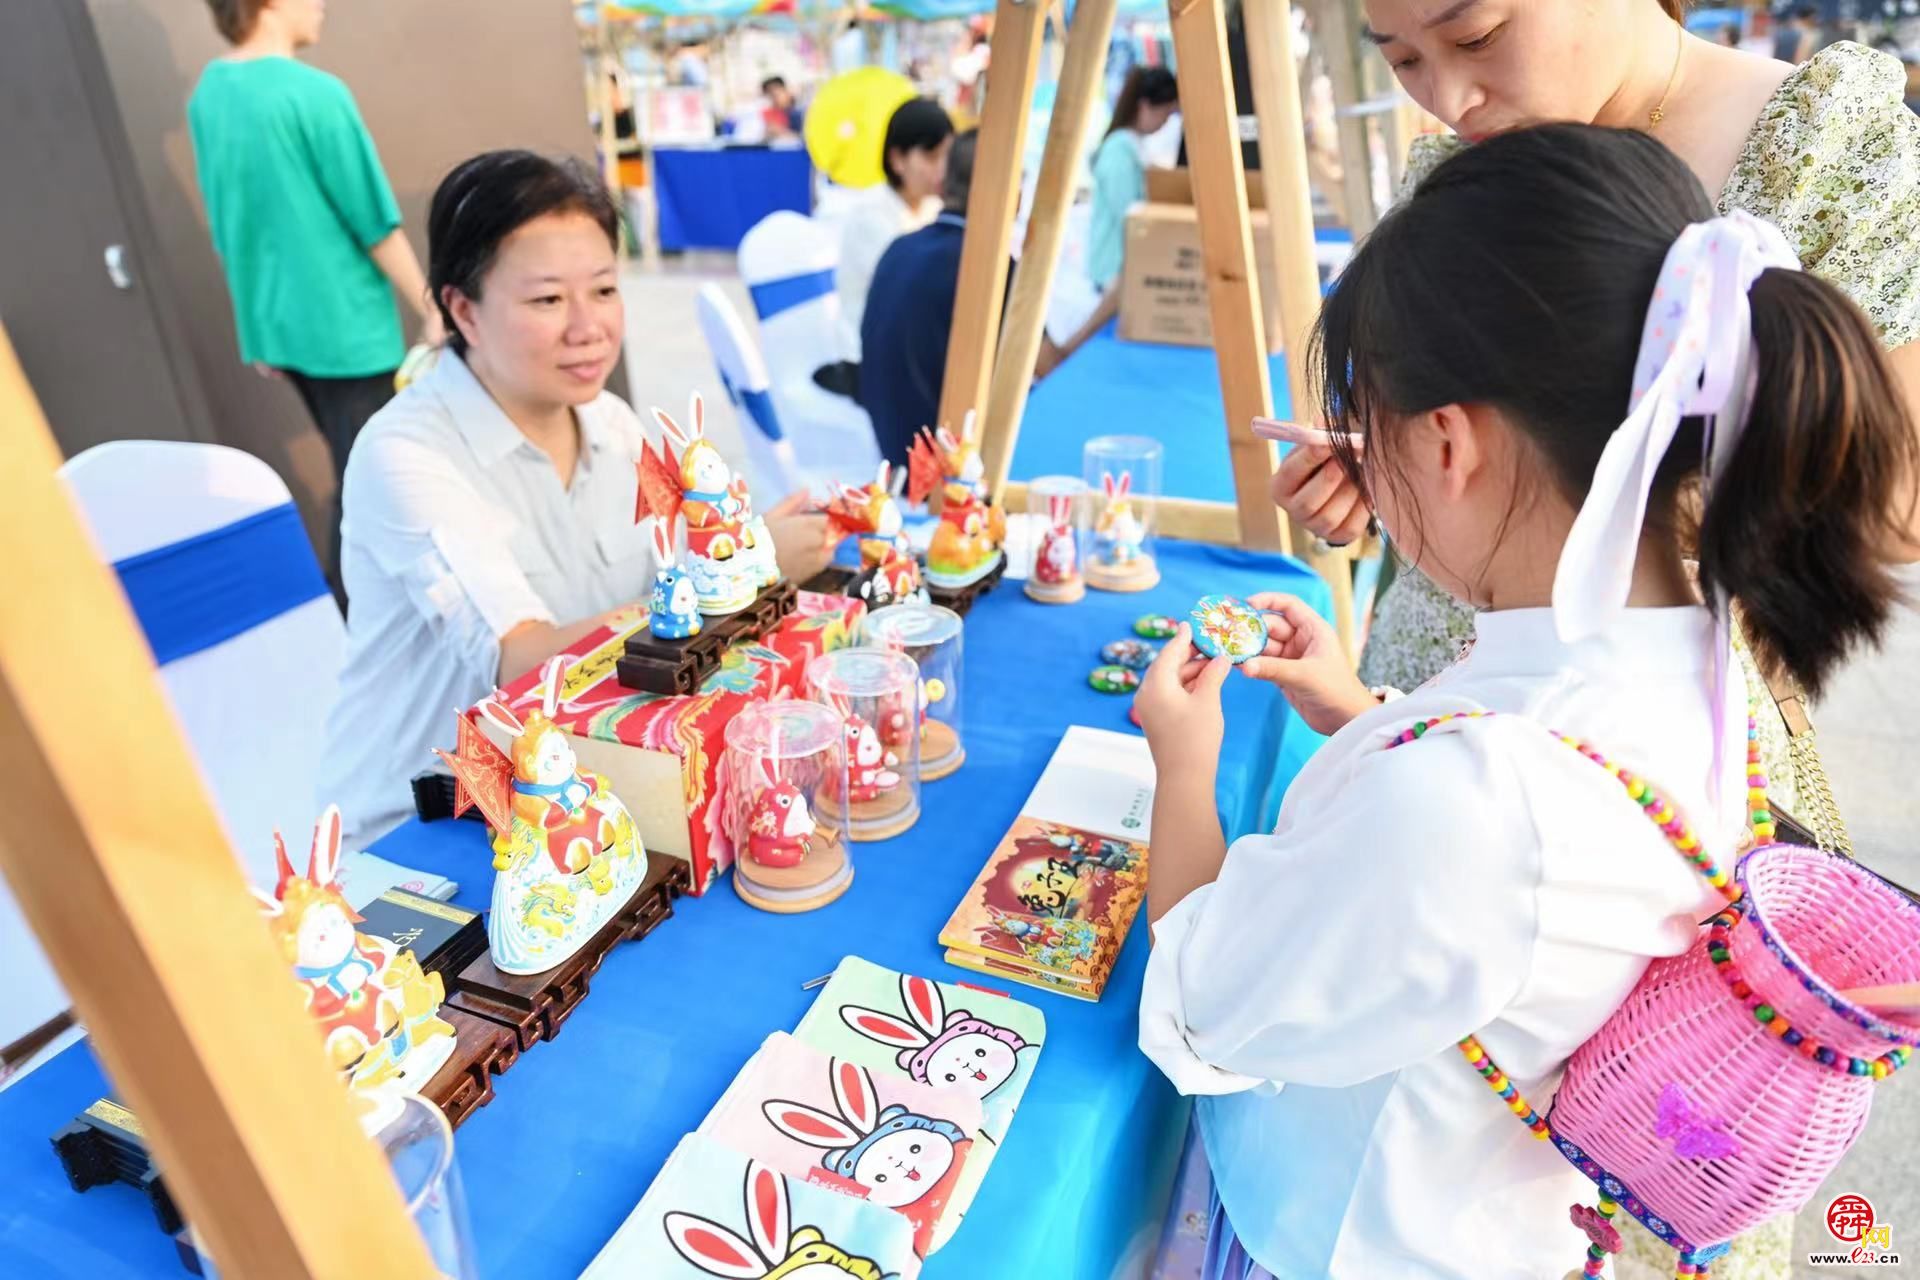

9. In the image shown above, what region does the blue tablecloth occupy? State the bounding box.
[654,146,813,252]
[1011,325,1298,504]
[0,540,1328,1280]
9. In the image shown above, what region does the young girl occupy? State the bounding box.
[1134,125,1914,1279]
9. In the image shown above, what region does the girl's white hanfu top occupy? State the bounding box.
[1140,606,1744,1279]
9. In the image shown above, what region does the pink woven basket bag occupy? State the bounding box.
[1386,712,1920,1278]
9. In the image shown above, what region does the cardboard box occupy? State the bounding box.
[481,593,864,895]
[1144,166,1268,208]
[1118,202,1283,351]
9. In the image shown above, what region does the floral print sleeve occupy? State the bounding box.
[1719,42,1920,348]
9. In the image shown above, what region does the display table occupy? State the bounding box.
[652,145,812,253]
[0,540,1329,1280]
[1011,325,1295,505]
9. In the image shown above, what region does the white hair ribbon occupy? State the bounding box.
[1550,210,1798,813]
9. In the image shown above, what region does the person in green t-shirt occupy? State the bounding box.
[188,0,442,578]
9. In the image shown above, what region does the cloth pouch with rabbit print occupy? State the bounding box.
[699,1031,984,1258]
[579,1130,921,1280]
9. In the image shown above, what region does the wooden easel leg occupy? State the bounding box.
[979,0,1121,498]
[0,326,436,1277]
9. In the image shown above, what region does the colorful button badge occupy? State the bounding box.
[1100,639,1160,670]
[1089,665,1141,694]
[1187,594,1269,664]
[1134,614,1178,640]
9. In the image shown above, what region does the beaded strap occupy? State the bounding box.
[1381,709,1852,1279]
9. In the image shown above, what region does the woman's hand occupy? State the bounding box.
[1272,444,1371,546]
[1134,623,1230,783]
[1239,593,1379,736]
[764,489,837,584]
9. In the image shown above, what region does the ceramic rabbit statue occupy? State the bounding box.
[254,806,457,1095]
[906,411,1005,589]
[636,392,766,615]
[438,657,647,974]
[649,517,703,640]
[1035,494,1078,585]
[1094,471,1144,566]
[745,756,816,870]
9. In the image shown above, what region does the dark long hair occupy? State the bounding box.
[1313,124,1914,696]
[427,151,621,357]
[1104,66,1177,139]
[1658,0,1686,18]
[881,98,955,190]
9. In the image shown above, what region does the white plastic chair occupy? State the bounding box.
[695,283,806,498]
[736,211,882,486]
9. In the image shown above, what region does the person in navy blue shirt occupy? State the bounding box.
[857,131,984,467]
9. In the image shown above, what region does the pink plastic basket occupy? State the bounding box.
[1546,844,1920,1254]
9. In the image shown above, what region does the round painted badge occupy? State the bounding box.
[1134,613,1178,640]
[1100,639,1160,670]
[1187,594,1268,664]
[1088,664,1141,694]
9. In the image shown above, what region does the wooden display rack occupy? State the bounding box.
[616,579,798,694]
[951,0,1359,659]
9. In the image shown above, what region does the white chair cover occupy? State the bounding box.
[736,211,882,486]
[695,282,806,498]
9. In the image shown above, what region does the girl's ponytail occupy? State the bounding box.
[1696,269,1917,698]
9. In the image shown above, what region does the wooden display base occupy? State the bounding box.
[919,720,964,781]
[734,838,853,913]
[1024,575,1085,605]
[446,852,686,1050]
[1085,557,1160,593]
[815,785,920,841]
[420,1008,520,1130]
[926,554,1005,616]
[616,580,798,694]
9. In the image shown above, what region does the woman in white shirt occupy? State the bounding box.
[1132,126,1914,1278]
[835,97,953,361]
[321,151,832,848]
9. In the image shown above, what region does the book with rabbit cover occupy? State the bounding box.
[580,1131,921,1280]
[793,957,1045,1145]
[698,1031,984,1259]
[936,727,1151,1001]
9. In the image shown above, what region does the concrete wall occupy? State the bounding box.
[81,0,609,575]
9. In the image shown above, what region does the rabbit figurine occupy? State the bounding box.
[664,1157,893,1280]
[254,806,457,1094]
[1095,471,1144,566]
[844,716,902,804]
[649,518,702,640]
[1034,494,1078,585]
[637,392,760,615]
[746,757,815,870]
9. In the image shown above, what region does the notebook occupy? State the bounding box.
[937,727,1152,1001]
[698,1031,984,1258]
[580,1131,921,1280]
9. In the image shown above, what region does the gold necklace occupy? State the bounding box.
[1647,21,1684,131]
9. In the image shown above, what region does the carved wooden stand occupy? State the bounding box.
[616,580,798,694]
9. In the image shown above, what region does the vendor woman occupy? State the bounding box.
[319,150,834,848]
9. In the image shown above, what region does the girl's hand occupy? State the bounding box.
[1134,623,1230,782]
[1272,443,1371,547]
[1239,593,1379,735]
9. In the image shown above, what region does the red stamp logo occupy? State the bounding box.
[1827,1194,1877,1244]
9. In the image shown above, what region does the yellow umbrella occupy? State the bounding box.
[804,67,919,189]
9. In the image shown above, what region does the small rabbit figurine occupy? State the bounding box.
[254,806,457,1094]
[1095,471,1144,566]
[649,517,702,640]
[746,757,815,870]
[844,715,901,805]
[637,392,760,615]
[1034,494,1078,585]
[664,1158,893,1280]
[906,411,1005,588]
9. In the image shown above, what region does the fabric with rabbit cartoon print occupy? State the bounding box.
[795,957,1045,1147]
[577,1132,917,1280]
[699,1032,985,1258]
[438,656,648,975]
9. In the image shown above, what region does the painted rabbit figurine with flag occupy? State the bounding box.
[436,658,647,974]
[826,461,925,608]
[1026,491,1084,604]
[255,806,457,1095]
[636,392,771,616]
[907,411,1005,590]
